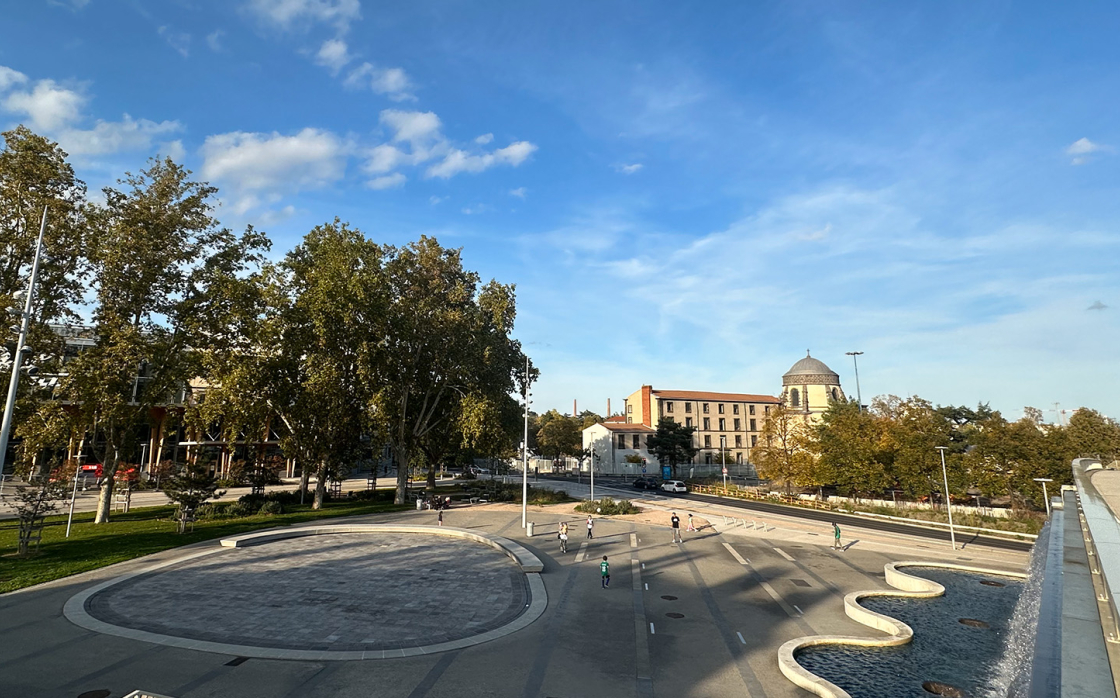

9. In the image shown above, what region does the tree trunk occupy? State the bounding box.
[426,462,436,490]
[313,460,328,510]
[394,444,409,505]
[94,450,119,524]
[298,465,311,499]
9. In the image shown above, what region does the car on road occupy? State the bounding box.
[661,480,688,493]
[632,477,658,490]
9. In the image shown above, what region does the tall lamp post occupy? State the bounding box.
[845,351,864,413]
[521,354,531,529]
[0,208,48,480]
[1033,477,1054,517]
[720,435,727,490]
[935,446,956,550]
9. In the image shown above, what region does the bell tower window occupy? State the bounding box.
[790,388,800,408]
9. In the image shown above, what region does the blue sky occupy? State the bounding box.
[2,1,1118,422]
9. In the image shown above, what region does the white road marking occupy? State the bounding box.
[722,542,749,565]
[650,623,655,634]
[737,631,746,644]
[793,605,804,615]
[773,547,796,562]
[759,580,800,618]
[575,542,588,563]
[630,533,638,548]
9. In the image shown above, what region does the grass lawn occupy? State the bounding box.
[0,497,410,594]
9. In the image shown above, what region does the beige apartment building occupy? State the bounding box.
[622,386,780,466]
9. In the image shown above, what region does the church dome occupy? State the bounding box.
[782,351,840,386]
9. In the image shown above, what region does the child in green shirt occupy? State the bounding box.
[600,556,610,588]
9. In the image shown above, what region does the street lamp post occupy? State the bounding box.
[1034,477,1054,517]
[935,446,956,550]
[521,354,530,529]
[0,208,48,480]
[845,351,864,413]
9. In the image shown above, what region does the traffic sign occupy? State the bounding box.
[722,467,728,475]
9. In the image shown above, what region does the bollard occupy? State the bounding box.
[526,521,535,537]
[416,498,423,511]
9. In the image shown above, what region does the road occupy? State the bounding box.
[544,476,1034,553]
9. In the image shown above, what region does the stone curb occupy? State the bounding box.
[63,526,548,661]
[776,561,1029,698]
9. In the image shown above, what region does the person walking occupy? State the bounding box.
[559,521,569,553]
[832,522,841,550]
[600,556,610,588]
[687,513,696,532]
[671,512,682,543]
[586,515,594,539]
[438,509,444,527]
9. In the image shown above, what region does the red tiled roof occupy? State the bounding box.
[652,389,779,403]
[602,415,626,422]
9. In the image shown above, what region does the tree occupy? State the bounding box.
[366,236,527,505]
[536,410,582,460]
[646,418,698,478]
[1066,408,1120,463]
[11,479,66,555]
[753,403,815,493]
[59,158,265,523]
[813,400,894,499]
[162,461,223,533]
[881,396,959,502]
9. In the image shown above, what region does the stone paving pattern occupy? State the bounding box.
[87,533,529,651]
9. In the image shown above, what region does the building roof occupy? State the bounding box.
[651,389,780,403]
[602,415,627,423]
[594,422,655,433]
[783,351,838,379]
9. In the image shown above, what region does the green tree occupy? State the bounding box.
[1066,408,1120,463]
[813,400,894,499]
[753,403,815,493]
[882,396,960,502]
[646,418,698,478]
[162,461,223,533]
[60,158,264,523]
[365,236,527,505]
[536,410,582,460]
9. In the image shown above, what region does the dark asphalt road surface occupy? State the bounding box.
[569,477,1034,553]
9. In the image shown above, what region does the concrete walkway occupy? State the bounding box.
[0,500,1028,698]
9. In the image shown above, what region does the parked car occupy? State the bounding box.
[660,480,688,493]
[632,477,658,490]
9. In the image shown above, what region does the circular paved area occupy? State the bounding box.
[85,533,530,652]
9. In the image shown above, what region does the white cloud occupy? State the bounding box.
[475,133,493,144]
[380,109,441,144]
[344,62,415,101]
[429,195,446,205]
[615,163,643,174]
[200,128,348,196]
[57,115,182,157]
[47,0,89,9]
[0,66,27,92]
[3,79,86,131]
[509,187,527,199]
[314,38,352,74]
[461,204,488,215]
[160,139,186,162]
[158,26,191,58]
[427,141,537,179]
[206,30,225,52]
[366,172,406,190]
[244,0,361,32]
[1067,137,1109,165]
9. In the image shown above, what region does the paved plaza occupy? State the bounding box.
[0,487,1030,698]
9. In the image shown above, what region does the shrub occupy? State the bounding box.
[574,497,642,515]
[527,487,572,505]
[258,500,283,515]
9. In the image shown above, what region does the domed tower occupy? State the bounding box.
[782,351,843,422]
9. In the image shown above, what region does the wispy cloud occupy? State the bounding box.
[509,187,527,199]
[475,133,493,144]
[157,26,191,58]
[343,62,415,101]
[615,163,642,174]
[1067,137,1109,165]
[206,30,225,52]
[367,172,406,190]
[244,0,361,33]
[314,38,352,75]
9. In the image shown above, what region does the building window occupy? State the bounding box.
[685,403,692,413]
[734,418,741,431]
[751,435,758,447]
[718,404,725,414]
[718,418,725,431]
[626,417,632,423]
[735,434,743,447]
[832,388,839,400]
[627,404,632,413]
[703,417,710,430]
[736,452,743,464]
[666,401,673,413]
[618,435,626,448]
[764,406,770,414]
[685,417,693,428]
[750,418,757,432]
[790,388,800,408]
[749,405,756,415]
[704,435,711,448]
[733,404,739,414]
[702,403,709,414]
[705,453,712,464]
[632,434,640,449]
